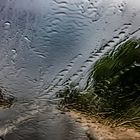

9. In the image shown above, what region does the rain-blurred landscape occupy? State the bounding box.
[0,0,140,140]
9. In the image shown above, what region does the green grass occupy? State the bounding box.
[57,39,140,130]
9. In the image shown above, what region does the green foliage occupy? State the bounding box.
[58,84,96,113]
[91,39,140,83]
[58,39,140,129]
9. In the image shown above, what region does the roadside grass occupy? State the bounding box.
[57,39,140,130]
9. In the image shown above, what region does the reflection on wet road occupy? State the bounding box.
[4,103,87,140]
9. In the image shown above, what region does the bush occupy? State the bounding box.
[58,39,140,129]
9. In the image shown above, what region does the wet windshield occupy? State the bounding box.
[0,0,140,140]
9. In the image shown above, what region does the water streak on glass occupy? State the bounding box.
[0,0,140,139]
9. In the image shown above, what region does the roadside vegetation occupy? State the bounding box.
[0,88,14,108]
[57,39,140,130]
